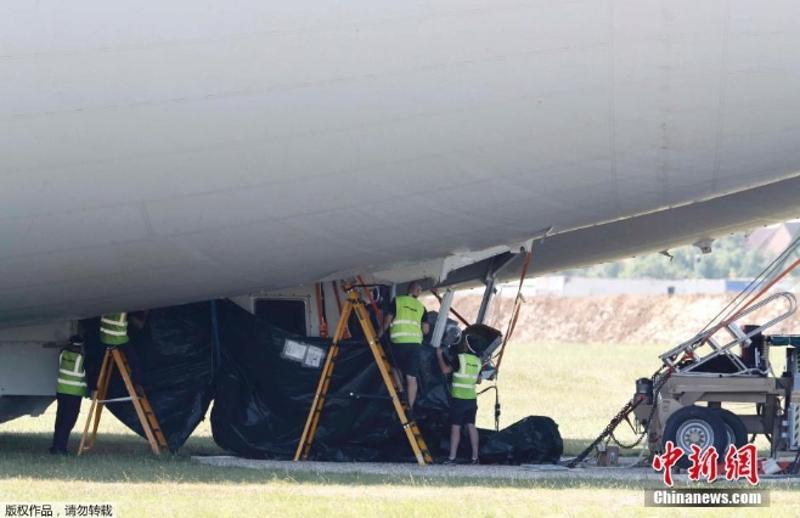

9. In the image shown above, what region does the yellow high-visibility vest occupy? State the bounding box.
[451,353,481,400]
[57,350,88,397]
[100,312,129,346]
[389,296,425,345]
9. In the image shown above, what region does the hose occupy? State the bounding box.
[477,384,501,432]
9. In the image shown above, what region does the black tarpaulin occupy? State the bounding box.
[82,303,215,451]
[211,301,563,463]
[210,300,415,461]
[82,299,563,463]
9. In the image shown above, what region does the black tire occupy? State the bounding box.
[662,406,728,469]
[713,408,748,451]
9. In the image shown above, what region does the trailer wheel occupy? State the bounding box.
[662,406,727,468]
[713,408,748,451]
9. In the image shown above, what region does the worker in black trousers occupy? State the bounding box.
[50,336,88,455]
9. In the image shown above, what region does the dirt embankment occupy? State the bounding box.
[440,293,800,346]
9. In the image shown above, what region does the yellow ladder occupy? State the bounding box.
[78,347,168,455]
[294,287,432,465]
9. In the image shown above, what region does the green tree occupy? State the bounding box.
[566,233,774,280]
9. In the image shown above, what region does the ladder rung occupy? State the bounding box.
[345,392,391,401]
[99,396,140,403]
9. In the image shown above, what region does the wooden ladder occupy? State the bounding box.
[78,347,168,455]
[294,287,432,465]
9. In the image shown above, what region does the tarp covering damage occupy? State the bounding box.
[83,304,216,451]
[84,301,563,463]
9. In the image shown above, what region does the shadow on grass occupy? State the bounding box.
[4,432,797,491]
[561,438,596,457]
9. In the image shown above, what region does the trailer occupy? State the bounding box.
[632,291,800,465]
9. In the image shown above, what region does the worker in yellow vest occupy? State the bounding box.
[98,311,144,385]
[50,336,88,455]
[100,312,129,346]
[437,335,482,464]
[380,282,430,412]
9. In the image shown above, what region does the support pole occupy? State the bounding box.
[476,253,519,325]
[210,300,222,372]
[431,289,470,327]
[476,278,496,325]
[430,289,454,348]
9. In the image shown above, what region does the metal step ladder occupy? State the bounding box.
[78,346,168,455]
[660,291,797,375]
[294,286,433,465]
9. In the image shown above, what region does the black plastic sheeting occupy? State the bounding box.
[210,301,563,464]
[82,300,563,464]
[82,304,216,451]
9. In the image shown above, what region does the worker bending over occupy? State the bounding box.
[50,336,88,455]
[380,282,429,411]
[437,335,482,464]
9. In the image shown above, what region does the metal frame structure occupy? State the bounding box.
[660,292,797,376]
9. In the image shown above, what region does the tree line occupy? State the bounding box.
[565,233,792,280]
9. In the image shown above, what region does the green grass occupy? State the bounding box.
[1,341,797,517]
[477,341,666,455]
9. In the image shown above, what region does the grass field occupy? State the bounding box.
[2,341,798,517]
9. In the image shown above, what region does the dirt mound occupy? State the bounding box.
[443,293,800,346]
